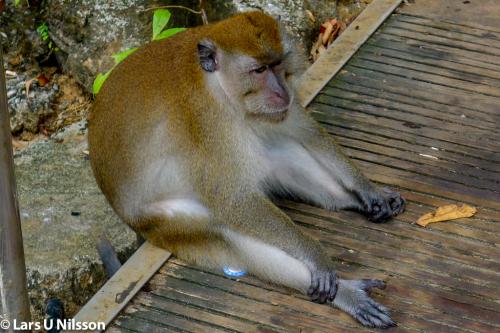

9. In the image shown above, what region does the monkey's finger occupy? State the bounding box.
[307,275,319,296]
[365,300,396,328]
[318,275,330,303]
[371,199,392,222]
[320,274,330,304]
[329,273,338,301]
[390,196,406,216]
[367,297,390,315]
[369,209,388,223]
[354,310,374,328]
[360,279,386,291]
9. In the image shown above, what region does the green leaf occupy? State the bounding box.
[152,9,171,40]
[154,27,186,41]
[92,70,112,95]
[112,47,138,64]
[36,23,47,34]
[15,0,21,6]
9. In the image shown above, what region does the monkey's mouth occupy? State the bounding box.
[246,108,289,122]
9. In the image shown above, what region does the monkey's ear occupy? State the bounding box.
[197,38,218,72]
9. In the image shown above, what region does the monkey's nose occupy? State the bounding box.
[275,90,290,105]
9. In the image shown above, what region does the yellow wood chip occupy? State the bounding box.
[416,204,477,227]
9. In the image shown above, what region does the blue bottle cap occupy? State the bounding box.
[223,266,246,277]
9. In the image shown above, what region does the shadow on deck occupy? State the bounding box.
[106,2,500,333]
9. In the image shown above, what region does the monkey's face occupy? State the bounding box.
[199,44,294,123]
[197,12,302,122]
[229,54,293,122]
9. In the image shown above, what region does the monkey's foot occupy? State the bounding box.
[360,188,406,223]
[308,270,338,303]
[331,279,396,328]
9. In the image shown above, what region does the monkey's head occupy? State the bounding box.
[197,11,303,122]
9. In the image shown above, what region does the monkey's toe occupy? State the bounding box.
[354,298,396,328]
[366,197,392,223]
[380,187,406,217]
[359,279,386,292]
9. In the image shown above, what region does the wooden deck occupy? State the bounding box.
[105,2,500,332]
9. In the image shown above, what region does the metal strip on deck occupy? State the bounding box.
[107,5,500,333]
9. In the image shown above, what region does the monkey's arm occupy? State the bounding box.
[267,112,405,222]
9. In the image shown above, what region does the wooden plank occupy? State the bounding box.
[68,242,171,333]
[371,32,500,73]
[293,212,500,281]
[282,203,500,271]
[322,122,500,182]
[127,292,280,333]
[381,27,500,65]
[315,93,500,149]
[389,15,500,50]
[352,159,500,210]
[148,273,362,332]
[297,0,402,106]
[364,38,500,81]
[335,135,499,190]
[163,259,500,332]
[357,46,500,89]
[322,83,500,132]
[395,11,500,35]
[312,105,500,160]
[350,56,500,98]
[117,300,233,333]
[336,63,500,117]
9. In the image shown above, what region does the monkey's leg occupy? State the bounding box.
[222,195,394,327]
[133,195,395,327]
[224,227,395,328]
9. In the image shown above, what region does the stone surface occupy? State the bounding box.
[13,137,136,321]
[43,0,198,92]
[0,2,46,71]
[205,0,318,53]
[6,72,59,134]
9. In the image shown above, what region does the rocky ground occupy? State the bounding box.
[1,0,372,322]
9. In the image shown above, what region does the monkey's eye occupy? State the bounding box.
[254,65,268,74]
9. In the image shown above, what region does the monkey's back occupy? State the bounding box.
[89,12,284,221]
[88,27,214,220]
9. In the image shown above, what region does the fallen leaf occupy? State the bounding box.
[322,21,334,44]
[37,74,49,87]
[416,204,477,227]
[25,78,36,97]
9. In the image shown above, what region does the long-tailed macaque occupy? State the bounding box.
[89,11,405,328]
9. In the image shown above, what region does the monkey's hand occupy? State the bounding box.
[330,279,396,328]
[307,268,338,303]
[358,187,405,223]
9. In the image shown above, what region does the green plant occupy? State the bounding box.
[92,9,186,95]
[36,22,58,52]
